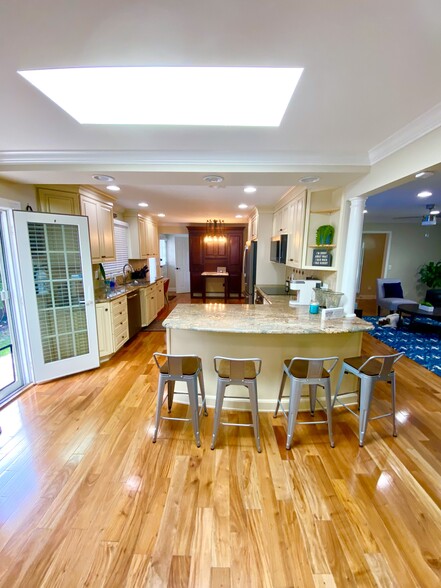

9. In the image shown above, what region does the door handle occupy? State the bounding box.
[176,267,180,270]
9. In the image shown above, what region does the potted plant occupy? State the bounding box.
[418,260,441,307]
[418,300,434,312]
[315,225,335,246]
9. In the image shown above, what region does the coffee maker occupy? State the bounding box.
[289,279,322,305]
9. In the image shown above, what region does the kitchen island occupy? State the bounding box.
[163,300,373,411]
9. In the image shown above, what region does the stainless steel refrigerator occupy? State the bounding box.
[243,240,257,303]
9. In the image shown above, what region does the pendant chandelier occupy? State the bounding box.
[204,219,227,243]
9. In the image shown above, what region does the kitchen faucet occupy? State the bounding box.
[122,263,134,284]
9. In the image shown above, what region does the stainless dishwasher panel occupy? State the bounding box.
[126,291,142,339]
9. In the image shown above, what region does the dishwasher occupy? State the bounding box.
[126,290,142,339]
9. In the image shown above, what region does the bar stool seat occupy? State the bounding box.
[274,356,338,449]
[211,356,262,452]
[152,353,208,447]
[333,352,404,446]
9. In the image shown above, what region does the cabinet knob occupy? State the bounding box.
[105,308,108,312]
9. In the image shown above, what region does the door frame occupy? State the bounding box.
[358,231,392,299]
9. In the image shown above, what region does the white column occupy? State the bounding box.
[341,196,367,317]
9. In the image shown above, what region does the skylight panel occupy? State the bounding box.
[18,66,303,126]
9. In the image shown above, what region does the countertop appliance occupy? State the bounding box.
[243,240,257,304]
[270,234,287,264]
[289,279,322,305]
[126,290,142,338]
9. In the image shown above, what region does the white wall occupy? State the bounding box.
[363,222,441,301]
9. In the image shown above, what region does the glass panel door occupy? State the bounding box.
[13,211,99,383]
[0,213,25,404]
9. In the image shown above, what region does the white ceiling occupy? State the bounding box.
[0,0,441,224]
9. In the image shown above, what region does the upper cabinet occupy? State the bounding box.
[248,209,258,241]
[79,188,116,263]
[125,211,159,259]
[272,203,292,235]
[286,191,306,268]
[36,186,80,215]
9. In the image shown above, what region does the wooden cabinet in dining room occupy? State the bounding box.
[79,188,116,263]
[187,225,246,298]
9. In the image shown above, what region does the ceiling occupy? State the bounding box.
[0,0,440,224]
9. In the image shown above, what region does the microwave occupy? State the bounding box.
[270,234,288,264]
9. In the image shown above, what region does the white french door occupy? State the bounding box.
[13,211,99,383]
[175,235,190,293]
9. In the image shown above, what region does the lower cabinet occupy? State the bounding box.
[140,285,157,327]
[96,296,129,359]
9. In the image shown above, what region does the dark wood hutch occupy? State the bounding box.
[187,224,246,298]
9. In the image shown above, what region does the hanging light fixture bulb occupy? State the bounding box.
[204,219,227,243]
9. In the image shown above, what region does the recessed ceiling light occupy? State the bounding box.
[106,185,120,192]
[238,204,248,209]
[18,66,303,126]
[138,202,149,207]
[299,176,320,184]
[92,174,115,182]
[244,186,256,194]
[418,191,432,198]
[157,213,165,217]
[235,214,243,218]
[415,171,434,179]
[203,175,224,184]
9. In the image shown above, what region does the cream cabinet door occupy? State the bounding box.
[156,279,164,313]
[287,192,306,268]
[80,191,115,263]
[146,218,159,257]
[147,286,157,324]
[96,303,114,358]
[37,187,80,215]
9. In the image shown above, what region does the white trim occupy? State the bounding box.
[0,197,21,210]
[369,100,441,165]
[0,149,371,168]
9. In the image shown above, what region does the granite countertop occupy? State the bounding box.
[94,277,163,303]
[163,302,374,335]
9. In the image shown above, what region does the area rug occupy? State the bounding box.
[142,320,165,332]
[364,316,440,376]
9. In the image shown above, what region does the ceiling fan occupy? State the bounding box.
[393,203,439,225]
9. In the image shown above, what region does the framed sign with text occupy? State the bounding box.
[312,248,332,267]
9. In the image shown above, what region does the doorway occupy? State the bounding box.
[357,232,390,312]
[0,210,28,404]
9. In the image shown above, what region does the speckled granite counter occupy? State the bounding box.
[163,303,373,335]
[164,303,370,411]
[95,278,162,302]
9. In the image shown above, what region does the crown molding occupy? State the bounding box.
[369,100,441,165]
[0,149,370,171]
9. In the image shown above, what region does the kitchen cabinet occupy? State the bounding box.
[286,191,306,268]
[140,284,157,326]
[248,210,258,241]
[96,296,129,359]
[36,186,80,215]
[187,225,245,298]
[125,212,159,259]
[272,202,292,236]
[126,213,149,259]
[79,188,115,263]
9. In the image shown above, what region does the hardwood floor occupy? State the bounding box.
[0,294,440,587]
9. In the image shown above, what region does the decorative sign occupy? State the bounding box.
[321,307,345,320]
[312,248,332,266]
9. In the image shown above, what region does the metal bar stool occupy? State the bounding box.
[332,352,404,446]
[274,356,339,449]
[152,353,208,447]
[211,356,262,452]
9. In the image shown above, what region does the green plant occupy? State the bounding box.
[315,225,335,246]
[418,260,441,288]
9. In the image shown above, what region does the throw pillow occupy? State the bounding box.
[383,282,404,298]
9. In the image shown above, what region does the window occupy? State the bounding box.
[102,220,128,277]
